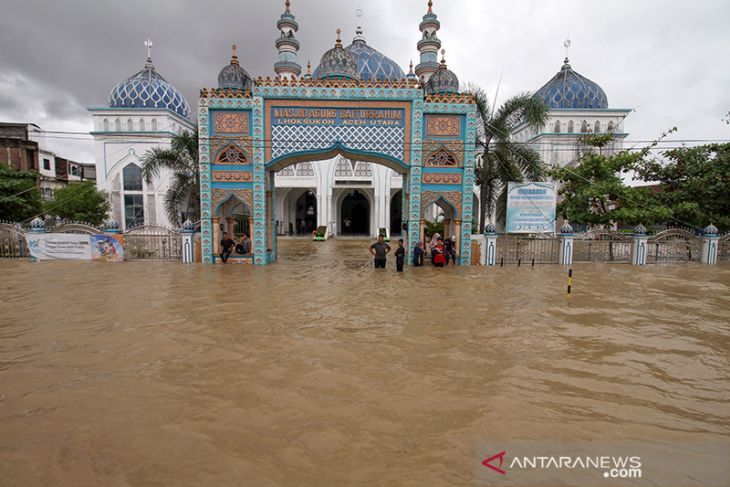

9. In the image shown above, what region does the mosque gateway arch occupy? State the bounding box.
[198,3,478,265]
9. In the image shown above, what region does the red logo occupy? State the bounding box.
[482,451,507,475]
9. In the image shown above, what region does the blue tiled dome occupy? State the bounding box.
[313,28,405,82]
[109,59,191,119]
[534,58,608,109]
[313,31,359,80]
[218,47,253,91]
[425,57,459,95]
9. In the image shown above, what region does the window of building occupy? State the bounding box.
[41,187,53,201]
[607,121,615,132]
[580,120,588,133]
[124,194,144,228]
[139,119,145,132]
[43,158,51,171]
[127,119,134,132]
[151,119,158,131]
[594,121,601,133]
[123,164,143,191]
[70,165,79,177]
[103,119,110,131]
[554,120,561,133]
[568,121,574,132]
[115,119,121,131]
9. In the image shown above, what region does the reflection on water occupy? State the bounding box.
[0,239,729,485]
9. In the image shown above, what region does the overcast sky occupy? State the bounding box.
[1,0,728,162]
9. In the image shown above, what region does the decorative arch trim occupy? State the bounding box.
[421,190,462,219]
[215,143,249,164]
[212,188,254,214]
[266,142,408,174]
[425,146,459,167]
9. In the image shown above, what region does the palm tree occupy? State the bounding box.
[463,83,549,232]
[141,128,200,227]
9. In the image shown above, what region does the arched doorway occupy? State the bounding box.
[390,190,402,236]
[295,190,317,235]
[340,190,370,235]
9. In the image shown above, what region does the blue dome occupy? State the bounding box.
[313,29,405,82]
[109,59,191,119]
[534,58,608,109]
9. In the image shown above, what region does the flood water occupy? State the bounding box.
[1,239,729,486]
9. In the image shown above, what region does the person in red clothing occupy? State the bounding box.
[432,237,446,267]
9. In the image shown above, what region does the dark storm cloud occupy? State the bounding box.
[1,0,729,161]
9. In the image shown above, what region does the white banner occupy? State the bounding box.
[505,182,557,234]
[27,233,92,261]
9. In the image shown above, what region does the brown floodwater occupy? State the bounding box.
[0,239,729,486]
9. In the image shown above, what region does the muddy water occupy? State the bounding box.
[0,239,729,486]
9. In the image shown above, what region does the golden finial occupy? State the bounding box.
[306,60,311,74]
[335,28,342,47]
[440,48,446,65]
[285,0,291,13]
[409,60,414,74]
[231,44,239,65]
[428,0,433,14]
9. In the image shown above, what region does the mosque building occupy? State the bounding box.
[89,1,629,234]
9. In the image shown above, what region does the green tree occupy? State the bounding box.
[0,164,42,222]
[141,129,199,227]
[634,142,730,231]
[464,83,549,232]
[551,134,670,227]
[44,181,109,225]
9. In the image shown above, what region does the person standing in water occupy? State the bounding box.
[369,235,391,269]
[413,241,425,266]
[394,238,405,272]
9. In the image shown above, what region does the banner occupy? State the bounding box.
[27,233,124,261]
[505,182,557,234]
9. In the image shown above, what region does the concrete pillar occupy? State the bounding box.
[631,224,648,266]
[419,219,426,244]
[180,219,195,263]
[484,224,498,265]
[559,223,575,266]
[701,224,720,265]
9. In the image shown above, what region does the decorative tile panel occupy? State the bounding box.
[212,171,252,183]
[422,173,462,185]
[425,115,460,137]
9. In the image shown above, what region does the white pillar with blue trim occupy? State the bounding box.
[559,223,575,266]
[631,224,649,266]
[700,224,720,265]
[181,219,196,264]
[484,223,498,266]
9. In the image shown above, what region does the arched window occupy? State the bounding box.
[151,119,158,131]
[103,119,110,131]
[607,121,615,132]
[139,119,145,132]
[580,120,588,133]
[567,120,574,133]
[115,119,121,131]
[426,147,458,166]
[594,121,601,133]
[216,145,247,164]
[127,119,134,132]
[554,120,561,133]
[123,164,143,191]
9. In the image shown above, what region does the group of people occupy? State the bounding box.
[219,232,251,263]
[369,232,457,271]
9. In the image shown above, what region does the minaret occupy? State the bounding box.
[274,0,302,78]
[415,0,441,82]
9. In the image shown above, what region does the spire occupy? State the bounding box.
[303,60,312,79]
[144,36,154,67]
[335,28,343,48]
[353,9,366,43]
[440,48,446,67]
[274,0,302,78]
[563,38,572,67]
[415,0,441,82]
[230,44,239,65]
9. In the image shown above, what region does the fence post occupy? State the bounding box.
[700,224,719,265]
[484,223,498,266]
[181,219,195,263]
[103,218,121,236]
[631,224,648,266]
[559,223,575,266]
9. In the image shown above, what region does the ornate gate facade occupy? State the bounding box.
[198,78,477,265]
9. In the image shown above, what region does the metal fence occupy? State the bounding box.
[49,222,102,234]
[123,225,182,260]
[573,230,632,263]
[496,234,559,264]
[0,222,28,258]
[647,229,701,263]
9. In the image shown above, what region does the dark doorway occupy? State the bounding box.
[390,190,402,236]
[340,190,370,235]
[295,190,317,235]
